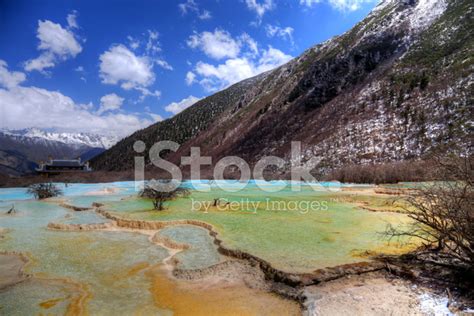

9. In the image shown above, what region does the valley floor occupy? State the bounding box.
[0,181,471,315]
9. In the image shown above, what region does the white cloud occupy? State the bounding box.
[164,95,201,115]
[179,0,198,14]
[193,46,292,92]
[67,11,78,29]
[136,87,161,102]
[300,0,375,11]
[239,33,259,57]
[145,30,161,55]
[24,17,82,73]
[265,24,294,43]
[258,46,292,70]
[0,60,26,89]
[329,0,375,11]
[187,29,241,60]
[127,35,140,50]
[245,0,274,20]
[179,0,212,19]
[0,85,153,137]
[1,58,153,138]
[100,32,171,101]
[98,93,124,114]
[299,0,322,7]
[99,44,155,90]
[199,10,212,20]
[148,113,164,122]
[185,71,196,85]
[155,59,173,70]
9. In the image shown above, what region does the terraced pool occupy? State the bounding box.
[0,181,413,314]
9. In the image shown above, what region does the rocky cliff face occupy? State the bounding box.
[92,0,473,175]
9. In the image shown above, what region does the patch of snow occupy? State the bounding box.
[418,293,454,316]
[410,0,448,32]
[0,128,119,149]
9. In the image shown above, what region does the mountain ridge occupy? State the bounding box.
[91,0,473,176]
[0,128,119,176]
[0,128,119,149]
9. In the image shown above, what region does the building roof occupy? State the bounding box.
[48,160,83,167]
[36,159,92,173]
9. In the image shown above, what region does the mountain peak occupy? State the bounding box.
[0,128,120,149]
[92,0,471,173]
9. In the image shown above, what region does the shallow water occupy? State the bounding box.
[0,181,301,314]
[158,225,222,270]
[0,199,170,315]
[102,181,413,272]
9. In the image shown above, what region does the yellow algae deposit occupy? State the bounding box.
[146,265,301,316]
[0,182,421,314]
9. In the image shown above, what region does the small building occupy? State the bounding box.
[36,158,92,175]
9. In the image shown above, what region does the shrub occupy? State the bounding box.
[139,181,190,211]
[385,154,473,269]
[325,160,431,184]
[27,183,62,199]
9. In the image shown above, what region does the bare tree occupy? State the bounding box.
[384,154,473,269]
[139,181,190,211]
[6,204,16,214]
[27,183,62,200]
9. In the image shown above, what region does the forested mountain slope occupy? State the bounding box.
[92,0,473,175]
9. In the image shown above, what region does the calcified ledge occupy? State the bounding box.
[59,203,92,212]
[45,204,408,308]
[49,205,387,289]
[151,233,190,250]
[47,222,114,231]
[0,251,31,290]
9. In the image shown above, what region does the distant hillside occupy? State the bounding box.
[92,0,473,175]
[0,150,37,177]
[1,128,119,149]
[0,128,116,176]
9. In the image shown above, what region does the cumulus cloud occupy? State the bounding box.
[258,46,293,70]
[199,10,212,20]
[145,30,161,55]
[187,29,241,60]
[164,95,201,115]
[0,86,154,137]
[187,28,291,91]
[300,0,375,11]
[0,61,155,137]
[67,11,78,29]
[98,93,124,114]
[99,44,154,90]
[239,33,259,57]
[193,46,292,92]
[0,60,26,89]
[299,0,322,6]
[99,31,172,101]
[245,0,274,20]
[155,59,173,71]
[185,71,196,85]
[179,0,212,19]
[179,0,198,14]
[265,24,294,43]
[147,113,164,122]
[136,87,161,102]
[24,16,82,73]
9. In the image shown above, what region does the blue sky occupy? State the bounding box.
[0,0,377,137]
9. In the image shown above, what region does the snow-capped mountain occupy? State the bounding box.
[93,0,472,173]
[1,128,119,149]
[0,128,121,176]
